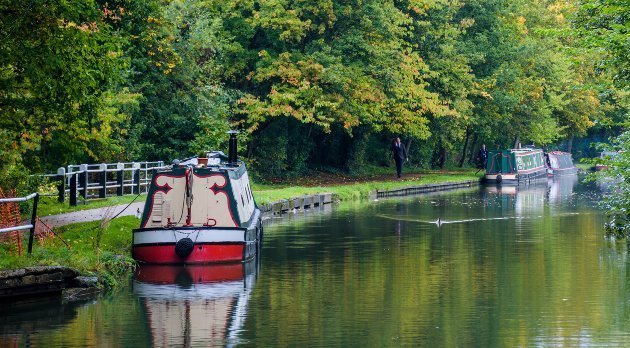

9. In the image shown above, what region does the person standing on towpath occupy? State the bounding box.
[392,137,408,179]
[477,144,489,169]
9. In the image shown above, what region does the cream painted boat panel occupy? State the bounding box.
[190,174,238,228]
[144,174,187,228]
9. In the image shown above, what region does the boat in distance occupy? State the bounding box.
[545,151,578,176]
[484,147,547,185]
[132,131,262,264]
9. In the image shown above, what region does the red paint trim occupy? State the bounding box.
[516,165,546,174]
[133,243,245,264]
[142,173,186,228]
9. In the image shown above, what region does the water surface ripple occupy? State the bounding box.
[3,177,629,347]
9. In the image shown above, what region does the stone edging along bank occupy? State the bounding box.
[375,179,480,198]
[262,179,481,216]
[260,193,336,215]
[0,266,98,301]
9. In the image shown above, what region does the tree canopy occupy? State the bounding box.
[0,0,627,187]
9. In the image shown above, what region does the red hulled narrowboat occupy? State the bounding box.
[132,131,262,264]
[545,151,578,176]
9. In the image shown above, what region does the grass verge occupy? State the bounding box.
[0,216,138,288]
[252,171,481,205]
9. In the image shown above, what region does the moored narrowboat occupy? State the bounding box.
[545,151,577,176]
[132,132,262,264]
[484,148,547,184]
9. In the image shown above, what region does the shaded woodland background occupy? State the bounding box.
[1,0,627,189]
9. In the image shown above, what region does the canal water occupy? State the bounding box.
[3,176,630,346]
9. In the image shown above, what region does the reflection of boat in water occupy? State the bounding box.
[483,182,548,215]
[133,258,259,347]
[484,147,547,185]
[547,174,578,203]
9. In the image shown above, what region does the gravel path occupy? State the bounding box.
[39,202,145,228]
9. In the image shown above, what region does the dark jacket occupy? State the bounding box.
[392,142,407,161]
[477,148,488,163]
[478,148,488,166]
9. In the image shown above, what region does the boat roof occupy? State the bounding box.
[490,148,543,154]
[165,162,243,170]
[157,151,244,172]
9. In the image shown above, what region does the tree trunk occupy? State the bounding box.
[459,128,471,167]
[247,138,255,159]
[567,134,574,153]
[405,139,412,158]
[513,136,520,149]
[438,144,447,169]
[468,134,478,164]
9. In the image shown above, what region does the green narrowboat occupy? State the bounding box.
[484,148,547,184]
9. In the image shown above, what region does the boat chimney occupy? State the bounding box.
[228,130,239,164]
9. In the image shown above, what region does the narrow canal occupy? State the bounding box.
[3,176,630,346]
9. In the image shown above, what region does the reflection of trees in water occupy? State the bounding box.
[6,185,626,346]
[240,185,625,346]
[0,296,86,345]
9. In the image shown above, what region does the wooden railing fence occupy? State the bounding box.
[39,161,165,206]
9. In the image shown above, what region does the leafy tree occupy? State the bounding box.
[402,0,475,167]
[575,0,629,87]
[0,0,128,189]
[232,0,453,152]
[596,131,630,237]
[574,0,629,235]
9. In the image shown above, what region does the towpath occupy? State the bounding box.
[37,170,478,228]
[39,202,145,228]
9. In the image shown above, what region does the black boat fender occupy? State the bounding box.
[175,237,194,258]
[496,174,502,183]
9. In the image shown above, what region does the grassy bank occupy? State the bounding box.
[253,170,481,205]
[0,216,137,287]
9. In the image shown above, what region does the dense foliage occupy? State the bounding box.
[597,131,630,237]
[572,0,629,237]
[0,0,627,188]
